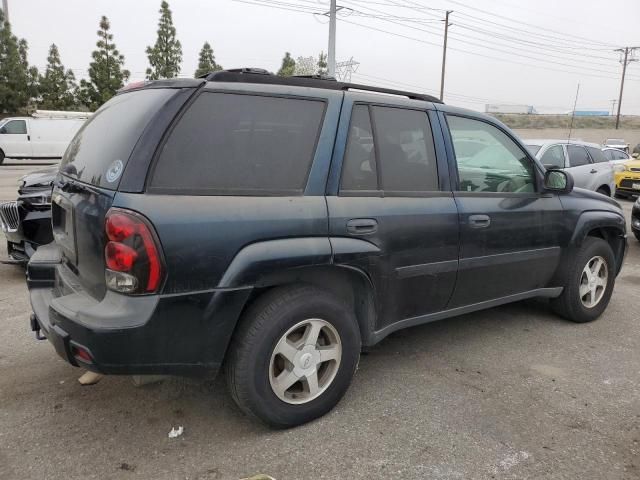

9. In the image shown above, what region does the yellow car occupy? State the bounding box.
[615,158,640,198]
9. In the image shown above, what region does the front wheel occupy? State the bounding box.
[226,285,361,428]
[551,237,616,323]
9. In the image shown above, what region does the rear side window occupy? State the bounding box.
[2,120,27,134]
[150,93,326,195]
[340,105,377,192]
[372,107,438,192]
[567,145,590,167]
[60,88,176,189]
[586,146,608,163]
[340,106,439,194]
[540,145,566,169]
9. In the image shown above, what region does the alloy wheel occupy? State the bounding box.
[269,318,342,405]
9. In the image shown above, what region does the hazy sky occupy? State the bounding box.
[6,0,640,114]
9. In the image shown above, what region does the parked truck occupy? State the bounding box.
[0,110,90,164]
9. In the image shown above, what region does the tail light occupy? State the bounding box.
[104,208,164,294]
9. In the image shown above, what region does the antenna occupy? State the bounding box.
[568,82,580,143]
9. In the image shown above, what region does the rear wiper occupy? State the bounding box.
[54,178,87,194]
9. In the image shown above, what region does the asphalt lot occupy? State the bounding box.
[0,163,639,480]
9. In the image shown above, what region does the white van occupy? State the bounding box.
[0,111,90,164]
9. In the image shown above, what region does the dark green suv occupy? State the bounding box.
[28,69,627,427]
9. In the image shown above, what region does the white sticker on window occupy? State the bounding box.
[106,159,124,183]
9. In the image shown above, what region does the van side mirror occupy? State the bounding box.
[544,169,573,193]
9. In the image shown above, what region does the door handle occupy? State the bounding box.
[346,218,378,235]
[590,169,597,174]
[469,214,491,228]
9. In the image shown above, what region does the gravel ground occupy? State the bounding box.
[0,163,639,480]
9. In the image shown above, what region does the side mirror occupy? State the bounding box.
[633,153,639,159]
[0,127,6,134]
[544,169,573,193]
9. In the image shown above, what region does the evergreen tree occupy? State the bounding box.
[39,44,77,110]
[78,16,130,111]
[277,52,296,77]
[194,42,222,77]
[317,51,328,76]
[0,10,37,113]
[146,1,182,80]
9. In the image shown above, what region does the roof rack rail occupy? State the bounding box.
[203,68,443,104]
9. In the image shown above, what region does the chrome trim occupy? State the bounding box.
[0,201,19,233]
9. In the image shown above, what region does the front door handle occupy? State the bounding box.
[590,169,597,174]
[346,218,378,235]
[469,214,491,228]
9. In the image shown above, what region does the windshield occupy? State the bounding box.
[59,88,176,189]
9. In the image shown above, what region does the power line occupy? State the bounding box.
[339,0,638,78]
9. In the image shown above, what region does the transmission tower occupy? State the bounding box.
[335,57,360,82]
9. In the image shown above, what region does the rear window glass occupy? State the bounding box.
[150,92,326,195]
[59,88,176,189]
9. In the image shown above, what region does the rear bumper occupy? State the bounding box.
[28,244,252,376]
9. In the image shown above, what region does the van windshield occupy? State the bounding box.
[59,88,176,189]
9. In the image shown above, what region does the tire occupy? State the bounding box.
[551,237,616,323]
[226,285,361,428]
[596,187,610,197]
[0,149,4,165]
[634,231,640,242]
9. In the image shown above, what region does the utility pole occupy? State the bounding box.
[614,47,638,129]
[1,0,8,22]
[439,10,453,101]
[328,0,337,78]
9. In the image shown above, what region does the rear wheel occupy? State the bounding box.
[226,285,361,428]
[551,237,616,323]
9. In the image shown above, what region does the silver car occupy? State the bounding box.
[525,139,615,196]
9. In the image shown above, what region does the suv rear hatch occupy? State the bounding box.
[51,87,183,301]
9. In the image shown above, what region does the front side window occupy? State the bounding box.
[447,115,535,193]
[151,92,326,195]
[540,145,566,169]
[566,145,590,167]
[371,106,438,192]
[603,150,614,161]
[1,120,27,134]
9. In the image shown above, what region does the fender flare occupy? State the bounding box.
[570,210,626,247]
[217,237,332,288]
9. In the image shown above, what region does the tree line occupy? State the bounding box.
[0,1,330,115]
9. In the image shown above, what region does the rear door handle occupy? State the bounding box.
[469,214,491,228]
[590,169,598,174]
[346,218,378,235]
